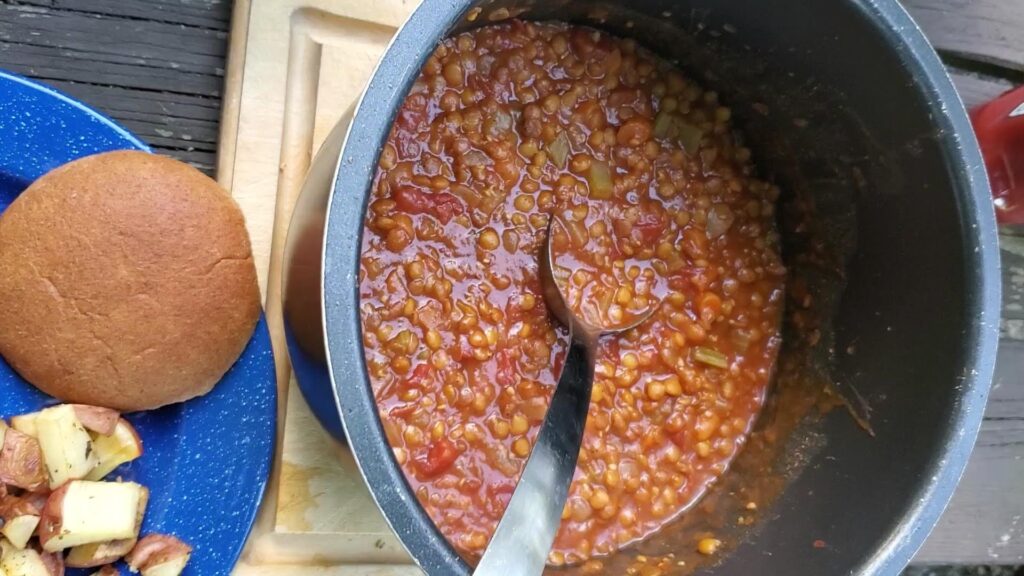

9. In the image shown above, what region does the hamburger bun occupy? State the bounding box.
[0,150,261,411]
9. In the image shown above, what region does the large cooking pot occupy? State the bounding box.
[283,0,1001,574]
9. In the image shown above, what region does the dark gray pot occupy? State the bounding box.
[283,1,1001,574]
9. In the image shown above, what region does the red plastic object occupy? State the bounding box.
[970,85,1024,225]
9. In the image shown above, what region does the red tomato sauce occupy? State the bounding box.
[359,21,785,565]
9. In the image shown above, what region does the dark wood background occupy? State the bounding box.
[1,0,1022,569]
[0,0,231,174]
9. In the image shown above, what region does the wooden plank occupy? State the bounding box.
[14,0,231,30]
[0,4,227,63]
[917,339,1024,564]
[149,148,217,175]
[0,45,222,98]
[216,0,251,195]
[32,79,221,149]
[999,237,1024,340]
[948,69,1015,110]
[0,7,227,89]
[33,78,222,123]
[902,0,1024,70]
[0,0,230,175]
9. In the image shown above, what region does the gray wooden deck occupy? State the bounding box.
[0,0,1021,568]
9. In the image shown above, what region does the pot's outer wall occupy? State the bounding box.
[322,1,1001,575]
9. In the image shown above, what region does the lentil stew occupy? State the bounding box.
[359,20,785,564]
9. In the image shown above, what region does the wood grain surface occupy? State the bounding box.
[0,0,1022,569]
[902,0,1024,70]
[0,0,230,174]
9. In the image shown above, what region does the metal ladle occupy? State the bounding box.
[474,217,656,576]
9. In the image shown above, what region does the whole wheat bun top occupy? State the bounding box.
[0,150,261,412]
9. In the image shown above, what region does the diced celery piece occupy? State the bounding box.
[547,131,570,168]
[587,161,614,199]
[694,346,729,369]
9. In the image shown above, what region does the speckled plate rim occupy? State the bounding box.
[0,68,277,575]
[1,70,148,150]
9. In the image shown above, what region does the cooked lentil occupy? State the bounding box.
[360,20,784,563]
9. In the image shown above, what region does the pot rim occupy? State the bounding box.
[320,1,1001,574]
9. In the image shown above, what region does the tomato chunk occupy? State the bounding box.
[406,364,432,388]
[393,185,465,224]
[414,438,460,478]
[633,210,667,244]
[495,349,516,387]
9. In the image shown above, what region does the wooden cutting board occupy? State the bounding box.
[216,0,423,573]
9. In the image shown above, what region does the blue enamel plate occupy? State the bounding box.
[0,70,276,575]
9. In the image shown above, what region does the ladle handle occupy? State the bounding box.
[474,337,595,576]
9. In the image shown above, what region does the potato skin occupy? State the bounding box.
[36,481,70,549]
[126,534,192,572]
[0,428,47,492]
